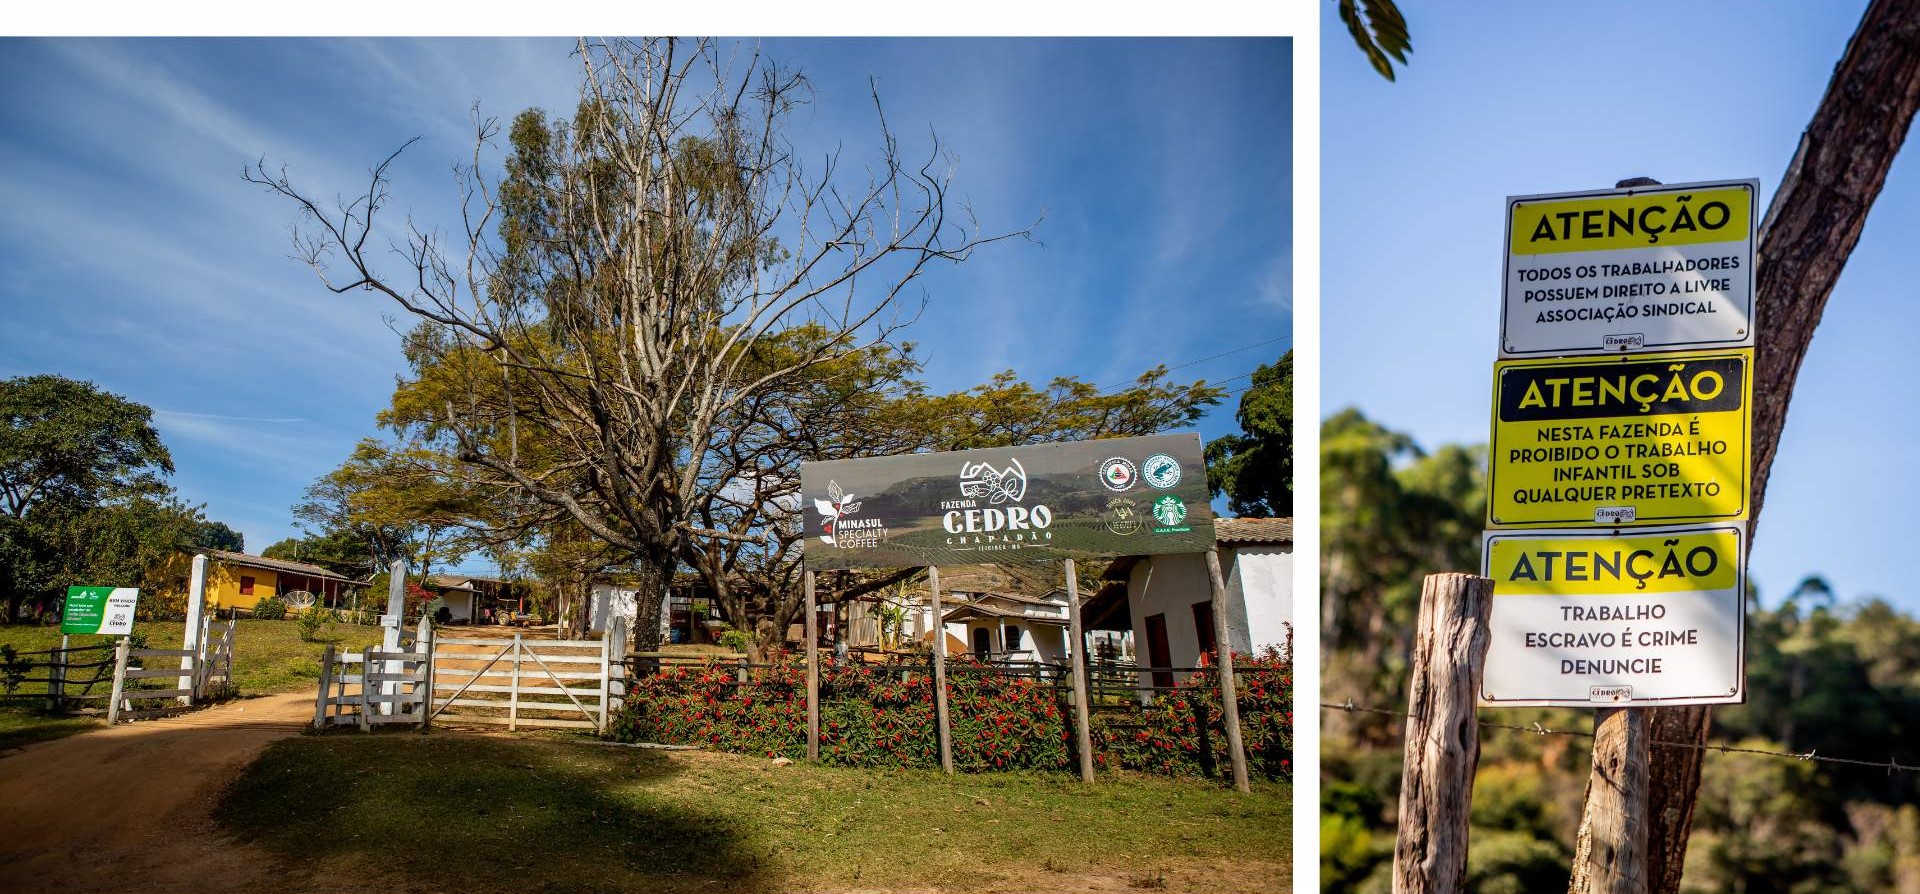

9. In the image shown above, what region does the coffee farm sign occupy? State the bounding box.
[801,432,1214,570]
[62,586,139,636]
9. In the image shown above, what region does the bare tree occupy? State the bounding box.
[248,38,1027,651]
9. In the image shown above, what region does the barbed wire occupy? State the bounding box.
[1320,699,1915,775]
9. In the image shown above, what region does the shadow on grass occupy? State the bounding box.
[215,733,778,894]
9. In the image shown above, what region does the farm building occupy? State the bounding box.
[170,549,368,614]
[940,590,1071,664]
[1085,517,1293,691]
[423,573,535,624]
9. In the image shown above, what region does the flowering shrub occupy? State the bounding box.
[1088,646,1293,781]
[606,647,1290,782]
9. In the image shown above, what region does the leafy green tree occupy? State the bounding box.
[0,375,206,621]
[0,374,171,520]
[1206,351,1292,517]
[190,519,244,552]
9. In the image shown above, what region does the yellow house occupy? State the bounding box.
[169,549,370,614]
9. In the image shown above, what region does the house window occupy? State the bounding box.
[1193,601,1215,655]
[1005,625,1024,651]
[240,576,255,596]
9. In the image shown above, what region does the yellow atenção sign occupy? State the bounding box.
[1488,349,1752,527]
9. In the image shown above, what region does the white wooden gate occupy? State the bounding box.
[312,642,432,730]
[429,619,626,732]
[104,618,239,723]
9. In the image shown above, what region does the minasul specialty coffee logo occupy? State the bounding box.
[1142,453,1181,489]
[1106,497,1143,535]
[942,457,1055,551]
[1099,456,1138,491]
[1150,495,1191,532]
[815,480,883,549]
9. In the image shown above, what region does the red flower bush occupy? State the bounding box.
[606,647,1291,783]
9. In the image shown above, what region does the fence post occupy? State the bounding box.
[47,634,68,712]
[1392,573,1495,894]
[314,644,335,730]
[608,615,628,713]
[1064,559,1095,783]
[928,565,954,774]
[379,558,406,716]
[805,569,820,762]
[416,616,434,732]
[1204,547,1252,793]
[509,632,523,732]
[357,650,372,732]
[105,637,131,725]
[178,553,208,705]
[1569,708,1652,894]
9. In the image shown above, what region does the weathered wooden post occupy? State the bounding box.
[105,636,131,725]
[47,634,68,712]
[928,565,954,774]
[1571,708,1651,894]
[314,643,336,729]
[177,553,208,705]
[1063,559,1095,783]
[379,559,406,716]
[416,615,434,732]
[509,631,524,732]
[1204,547,1252,793]
[804,569,821,762]
[1393,572,1495,894]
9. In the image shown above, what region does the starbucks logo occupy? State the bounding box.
[1098,457,1138,492]
[1150,495,1187,527]
[1142,453,1181,489]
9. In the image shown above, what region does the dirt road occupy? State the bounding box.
[0,692,309,894]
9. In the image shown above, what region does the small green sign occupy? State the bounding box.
[63,587,139,635]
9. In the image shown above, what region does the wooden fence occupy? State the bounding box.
[313,619,628,734]
[313,642,433,730]
[101,619,240,723]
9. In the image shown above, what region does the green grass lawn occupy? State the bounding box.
[217,734,1291,893]
[0,618,384,750]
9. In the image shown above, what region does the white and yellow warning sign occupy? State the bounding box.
[1488,349,1751,528]
[1481,525,1746,706]
[1502,179,1757,358]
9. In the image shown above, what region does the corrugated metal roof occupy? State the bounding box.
[1215,517,1294,544]
[204,549,365,584]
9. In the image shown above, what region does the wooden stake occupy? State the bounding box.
[105,637,130,726]
[1571,707,1652,894]
[314,644,335,729]
[1204,547,1252,793]
[1064,559,1095,783]
[48,634,67,713]
[1392,573,1495,894]
[928,565,954,774]
[805,569,820,762]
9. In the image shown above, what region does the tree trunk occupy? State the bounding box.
[629,557,669,654]
[1640,3,1920,891]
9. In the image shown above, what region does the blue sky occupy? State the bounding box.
[1322,3,1919,610]
[0,38,1292,574]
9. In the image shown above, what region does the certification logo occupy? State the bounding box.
[1142,453,1181,490]
[814,480,880,548]
[1150,495,1189,531]
[1105,497,1143,535]
[1098,457,1138,492]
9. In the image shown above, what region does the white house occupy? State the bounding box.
[940,590,1073,667]
[1091,517,1293,693]
[586,581,671,641]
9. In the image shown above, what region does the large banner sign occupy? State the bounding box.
[801,432,1214,570]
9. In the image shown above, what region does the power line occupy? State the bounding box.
[1320,700,1916,775]
[1099,335,1291,393]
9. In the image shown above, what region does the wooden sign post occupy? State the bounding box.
[1392,573,1495,894]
